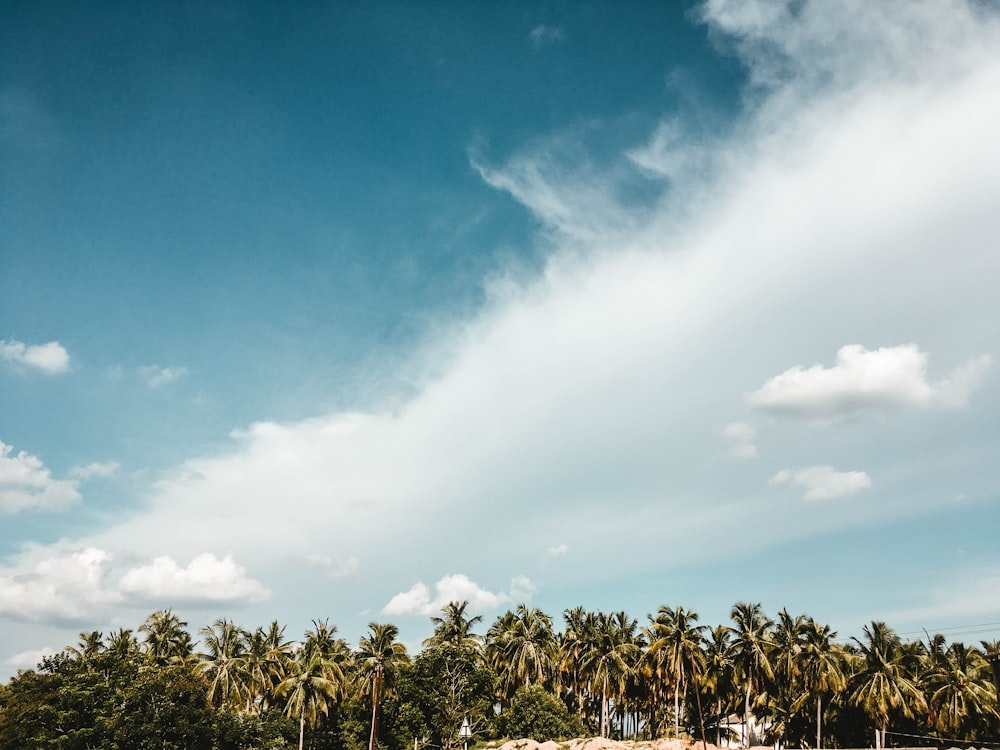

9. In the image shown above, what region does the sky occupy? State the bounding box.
[2,0,999,676]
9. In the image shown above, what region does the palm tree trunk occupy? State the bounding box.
[299,708,306,750]
[674,682,680,737]
[816,696,822,750]
[744,685,751,747]
[601,674,609,738]
[694,677,708,750]
[369,668,382,750]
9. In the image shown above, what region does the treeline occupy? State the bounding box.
[1,601,998,750]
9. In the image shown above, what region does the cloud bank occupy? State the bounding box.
[1,0,998,655]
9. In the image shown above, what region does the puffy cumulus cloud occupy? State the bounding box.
[4,646,57,669]
[0,548,119,623]
[0,441,81,513]
[747,345,992,420]
[0,339,69,374]
[69,461,121,481]
[770,466,872,501]
[118,553,270,606]
[721,422,758,459]
[138,365,188,388]
[306,554,360,580]
[381,574,531,617]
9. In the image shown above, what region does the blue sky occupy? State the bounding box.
[2,0,1000,673]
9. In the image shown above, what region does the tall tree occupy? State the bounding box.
[646,605,706,738]
[358,622,409,750]
[277,620,350,750]
[138,609,193,666]
[197,618,249,710]
[581,611,640,738]
[790,618,847,749]
[425,601,483,652]
[730,602,774,747]
[487,605,557,701]
[850,621,926,750]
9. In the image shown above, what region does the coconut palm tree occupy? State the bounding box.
[425,601,483,652]
[487,605,557,700]
[730,602,774,747]
[198,618,249,710]
[357,622,409,750]
[581,611,641,737]
[138,609,193,666]
[67,630,105,669]
[701,625,737,747]
[645,605,706,738]
[277,620,351,750]
[796,618,847,749]
[559,606,594,724]
[244,620,293,713]
[850,621,926,750]
[925,641,998,738]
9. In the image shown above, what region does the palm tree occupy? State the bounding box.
[559,606,594,725]
[645,605,707,738]
[701,625,737,747]
[850,621,926,749]
[67,630,105,669]
[796,618,847,749]
[244,620,293,713]
[197,618,249,710]
[487,605,557,700]
[425,601,483,652]
[925,641,997,738]
[277,620,350,750]
[357,622,409,750]
[581,611,641,737]
[139,609,193,666]
[730,602,774,747]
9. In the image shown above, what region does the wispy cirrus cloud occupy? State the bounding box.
[138,365,188,388]
[69,461,121,481]
[529,25,564,49]
[0,339,70,374]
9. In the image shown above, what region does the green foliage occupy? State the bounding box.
[395,644,497,749]
[496,684,585,741]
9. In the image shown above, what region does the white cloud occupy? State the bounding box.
[3,0,999,646]
[543,543,569,561]
[306,554,360,580]
[4,646,57,669]
[138,365,188,388]
[529,25,564,48]
[0,548,119,622]
[747,345,992,420]
[0,339,69,374]
[69,461,121,481]
[381,573,525,617]
[770,465,872,501]
[509,575,537,601]
[721,421,758,459]
[0,441,81,513]
[118,553,270,606]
